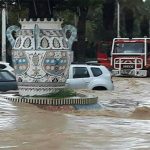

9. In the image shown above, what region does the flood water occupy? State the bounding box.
[0,77,150,150]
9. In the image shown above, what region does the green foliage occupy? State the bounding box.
[89,4,105,40]
[66,0,101,8]
[35,88,77,99]
[7,7,28,26]
[59,9,75,26]
[86,20,97,42]
[2,0,150,60]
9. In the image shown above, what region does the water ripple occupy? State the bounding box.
[0,97,18,130]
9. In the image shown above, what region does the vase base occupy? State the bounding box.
[18,86,65,96]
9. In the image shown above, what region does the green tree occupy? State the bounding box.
[61,0,103,62]
[118,0,150,37]
[4,0,150,62]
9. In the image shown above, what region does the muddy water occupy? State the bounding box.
[0,77,150,150]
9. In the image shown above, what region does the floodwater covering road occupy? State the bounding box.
[0,77,150,150]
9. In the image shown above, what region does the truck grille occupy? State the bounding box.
[114,57,143,69]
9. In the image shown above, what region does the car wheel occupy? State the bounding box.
[92,86,107,90]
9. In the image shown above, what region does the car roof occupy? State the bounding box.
[0,61,9,64]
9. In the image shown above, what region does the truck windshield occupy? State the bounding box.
[114,43,144,54]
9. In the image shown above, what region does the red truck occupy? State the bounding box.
[96,41,112,69]
[97,38,150,77]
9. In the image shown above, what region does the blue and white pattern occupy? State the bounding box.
[6,18,77,96]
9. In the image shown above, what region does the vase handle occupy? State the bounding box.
[63,25,77,49]
[6,25,20,47]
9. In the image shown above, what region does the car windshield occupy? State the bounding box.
[114,42,144,54]
[0,71,15,81]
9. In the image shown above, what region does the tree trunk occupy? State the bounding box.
[74,7,88,63]
[102,0,115,40]
[124,7,134,37]
[140,16,149,37]
[27,0,54,18]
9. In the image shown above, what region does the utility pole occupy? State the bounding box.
[0,0,16,62]
[117,0,120,38]
[1,3,6,61]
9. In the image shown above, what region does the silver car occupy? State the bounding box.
[66,64,114,90]
[0,61,15,75]
[0,70,18,92]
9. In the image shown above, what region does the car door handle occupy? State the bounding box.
[85,81,90,84]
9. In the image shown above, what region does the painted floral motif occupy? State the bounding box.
[32,53,39,66]
[31,67,41,77]
[23,37,31,48]
[43,51,69,76]
[6,19,76,96]
[15,37,22,48]
[40,37,49,48]
[62,38,68,48]
[54,51,61,58]
[53,38,60,48]
[12,51,29,75]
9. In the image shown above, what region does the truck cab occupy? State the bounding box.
[111,38,150,77]
[96,41,112,70]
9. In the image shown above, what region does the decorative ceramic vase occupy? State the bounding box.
[6,18,77,96]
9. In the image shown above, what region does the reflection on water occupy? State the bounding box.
[0,78,150,150]
[64,114,150,150]
[0,99,17,130]
[0,98,68,150]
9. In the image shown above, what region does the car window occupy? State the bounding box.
[73,67,90,78]
[0,71,15,81]
[0,64,6,69]
[91,67,102,77]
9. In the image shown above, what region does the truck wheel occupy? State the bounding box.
[147,69,150,77]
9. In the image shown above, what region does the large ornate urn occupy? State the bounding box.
[7,18,77,96]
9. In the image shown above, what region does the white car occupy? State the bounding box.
[66,64,114,90]
[0,61,15,75]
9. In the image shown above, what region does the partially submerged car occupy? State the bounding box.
[0,70,18,92]
[66,64,114,90]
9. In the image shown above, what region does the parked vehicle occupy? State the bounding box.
[111,38,150,77]
[0,61,15,75]
[96,41,112,70]
[0,64,113,92]
[96,38,150,77]
[66,64,114,90]
[0,70,18,92]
